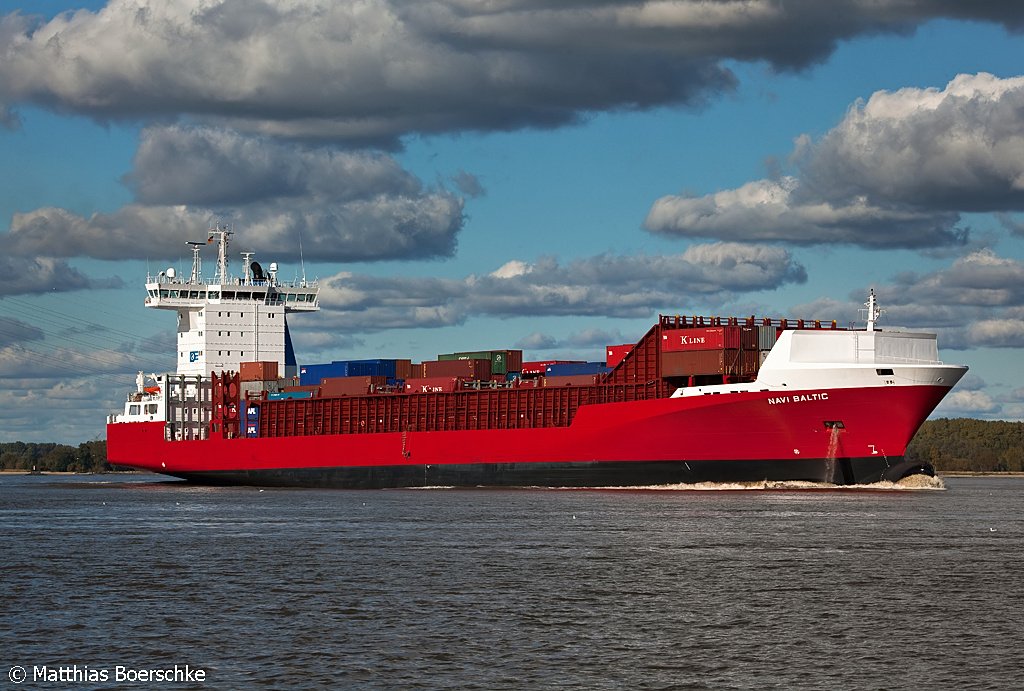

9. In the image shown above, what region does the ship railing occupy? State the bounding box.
[658,314,849,330]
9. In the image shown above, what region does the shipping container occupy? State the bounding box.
[239,360,279,382]
[320,376,388,397]
[241,379,280,399]
[740,327,758,350]
[405,377,460,394]
[267,390,315,400]
[282,385,320,394]
[521,360,584,376]
[299,363,347,386]
[545,362,610,376]
[438,350,522,375]
[663,327,745,354]
[606,344,633,369]
[661,349,758,377]
[758,325,778,351]
[422,358,492,379]
[336,359,400,378]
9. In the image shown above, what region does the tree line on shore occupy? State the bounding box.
[1,418,1021,473]
[0,440,110,473]
[904,418,1024,472]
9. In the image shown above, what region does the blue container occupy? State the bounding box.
[267,391,314,400]
[336,359,399,378]
[299,362,347,386]
[545,362,610,376]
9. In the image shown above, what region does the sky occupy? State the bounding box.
[1,1,1023,444]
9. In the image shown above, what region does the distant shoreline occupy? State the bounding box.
[0,469,144,475]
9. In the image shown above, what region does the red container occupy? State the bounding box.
[239,360,279,382]
[282,384,320,395]
[606,344,633,368]
[740,327,758,350]
[320,376,386,397]
[662,328,726,352]
[661,349,755,376]
[422,358,491,380]
[405,377,460,393]
[394,359,413,381]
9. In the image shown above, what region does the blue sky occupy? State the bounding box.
[1,2,1023,443]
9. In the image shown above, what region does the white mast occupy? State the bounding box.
[209,223,233,286]
[864,289,882,332]
[186,241,205,284]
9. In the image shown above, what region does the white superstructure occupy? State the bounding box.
[144,225,319,377]
[674,291,966,398]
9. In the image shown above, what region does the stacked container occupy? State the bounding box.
[320,376,388,397]
[422,358,492,380]
[521,360,584,376]
[545,362,609,376]
[660,326,759,378]
[239,361,279,382]
[438,350,523,376]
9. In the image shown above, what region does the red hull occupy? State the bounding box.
[107,384,949,486]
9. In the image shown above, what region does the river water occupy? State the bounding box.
[1,474,1021,690]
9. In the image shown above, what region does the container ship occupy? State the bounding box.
[106,228,967,488]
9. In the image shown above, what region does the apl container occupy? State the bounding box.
[299,363,347,386]
[521,360,584,376]
[545,362,609,376]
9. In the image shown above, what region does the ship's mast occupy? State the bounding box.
[186,241,205,284]
[209,224,233,286]
[863,289,882,332]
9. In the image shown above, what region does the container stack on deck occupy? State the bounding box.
[227,314,844,441]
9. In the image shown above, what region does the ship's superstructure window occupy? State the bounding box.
[129,405,140,415]
[145,404,158,414]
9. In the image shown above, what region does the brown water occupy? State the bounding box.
[1,474,1021,689]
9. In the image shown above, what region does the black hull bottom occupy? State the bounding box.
[170,457,933,489]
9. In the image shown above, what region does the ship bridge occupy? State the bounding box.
[144,226,319,377]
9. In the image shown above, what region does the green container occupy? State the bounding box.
[438,350,510,375]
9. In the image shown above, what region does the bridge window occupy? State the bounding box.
[145,404,158,414]
[129,405,140,415]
